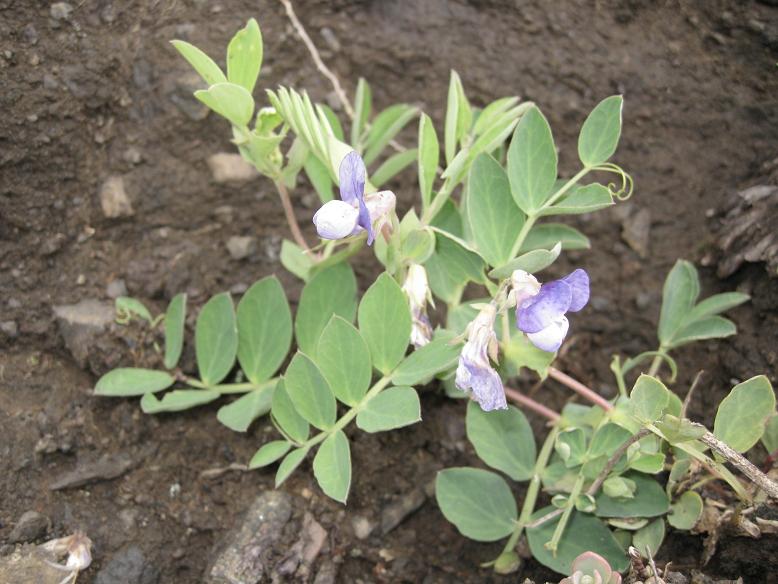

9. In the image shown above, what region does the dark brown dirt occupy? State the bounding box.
[2,0,778,582]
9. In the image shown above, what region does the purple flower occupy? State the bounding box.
[455,304,508,411]
[312,151,396,246]
[514,269,590,353]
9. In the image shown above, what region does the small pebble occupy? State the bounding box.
[226,236,256,261]
[50,2,73,20]
[106,279,128,299]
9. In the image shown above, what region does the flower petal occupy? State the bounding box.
[526,316,569,352]
[562,269,590,312]
[356,197,375,245]
[455,356,507,411]
[516,280,572,333]
[338,151,366,206]
[313,200,359,240]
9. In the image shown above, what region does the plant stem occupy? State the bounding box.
[279,0,355,120]
[274,180,314,254]
[183,376,277,394]
[500,426,560,556]
[548,366,613,411]
[647,352,665,377]
[700,431,778,500]
[421,179,455,225]
[504,386,561,422]
[545,473,585,554]
[301,376,392,450]
[508,214,537,260]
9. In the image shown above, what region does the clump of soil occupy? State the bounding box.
[1,1,777,582]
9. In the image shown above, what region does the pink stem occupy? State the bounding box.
[548,366,613,411]
[504,386,561,422]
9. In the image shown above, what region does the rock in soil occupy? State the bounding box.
[0,545,76,584]
[8,511,50,543]
[226,235,257,261]
[205,491,293,584]
[716,184,778,277]
[49,452,134,490]
[620,206,652,258]
[207,153,259,183]
[273,511,327,581]
[99,175,134,218]
[95,546,159,584]
[52,299,115,370]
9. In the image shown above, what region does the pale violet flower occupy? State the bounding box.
[312,151,396,245]
[514,268,590,353]
[402,263,433,348]
[455,304,507,411]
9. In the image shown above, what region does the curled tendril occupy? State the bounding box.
[594,162,634,201]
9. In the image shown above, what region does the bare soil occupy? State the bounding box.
[2,0,778,582]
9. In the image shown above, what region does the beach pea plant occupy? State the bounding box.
[91,14,778,578]
[436,261,775,575]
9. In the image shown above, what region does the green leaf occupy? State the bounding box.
[95,368,175,397]
[714,375,775,453]
[473,96,520,136]
[401,227,436,264]
[313,430,351,503]
[489,242,561,279]
[195,293,237,386]
[435,467,517,542]
[502,333,555,379]
[236,277,292,385]
[667,316,737,349]
[467,153,526,266]
[217,381,275,432]
[444,71,463,165]
[351,78,372,147]
[280,239,313,281]
[371,148,418,187]
[163,293,187,369]
[578,95,624,167]
[358,273,412,374]
[668,491,703,530]
[364,104,418,166]
[295,263,357,356]
[424,231,485,304]
[521,224,590,252]
[271,380,309,443]
[466,402,536,481]
[762,413,778,454]
[275,446,309,487]
[140,390,220,413]
[249,440,291,469]
[594,473,669,518]
[687,292,749,321]
[507,106,558,214]
[356,386,421,432]
[115,297,153,323]
[170,40,226,86]
[418,113,439,209]
[392,336,461,386]
[658,260,699,345]
[527,509,628,575]
[556,428,588,467]
[284,353,337,430]
[319,104,344,142]
[632,518,665,558]
[303,155,334,202]
[195,82,254,127]
[539,183,614,216]
[316,316,372,406]
[226,18,262,93]
[630,374,670,423]
[603,476,637,499]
